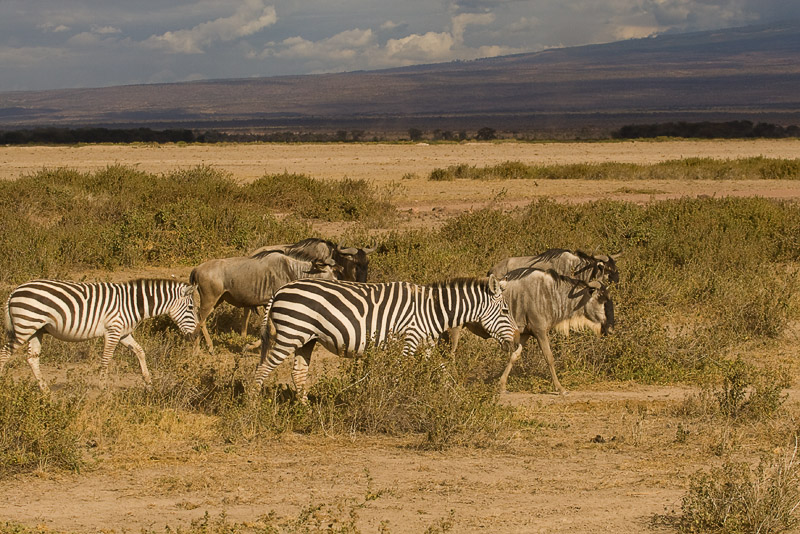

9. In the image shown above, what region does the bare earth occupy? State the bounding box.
[2,141,800,533]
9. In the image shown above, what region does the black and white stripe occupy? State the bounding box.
[255,275,519,400]
[1,279,197,390]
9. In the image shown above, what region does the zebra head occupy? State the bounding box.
[477,275,520,353]
[167,283,199,338]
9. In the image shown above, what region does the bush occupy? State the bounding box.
[217,340,512,450]
[0,377,84,476]
[680,442,800,533]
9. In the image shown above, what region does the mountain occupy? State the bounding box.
[1,21,798,136]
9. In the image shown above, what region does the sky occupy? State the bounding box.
[0,0,797,92]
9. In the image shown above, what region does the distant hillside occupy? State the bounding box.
[1,21,798,137]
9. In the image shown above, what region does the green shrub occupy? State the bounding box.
[427,158,800,182]
[217,341,512,449]
[680,444,800,534]
[0,377,84,476]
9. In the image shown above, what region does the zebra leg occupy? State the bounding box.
[119,334,152,388]
[98,328,123,387]
[254,335,288,390]
[498,333,529,394]
[291,341,315,403]
[0,343,13,376]
[25,333,49,392]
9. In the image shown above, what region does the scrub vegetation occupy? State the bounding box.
[1,161,799,533]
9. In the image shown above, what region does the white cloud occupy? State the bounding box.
[92,26,122,35]
[37,22,71,33]
[143,0,277,54]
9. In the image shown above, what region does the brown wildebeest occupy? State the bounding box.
[190,250,337,353]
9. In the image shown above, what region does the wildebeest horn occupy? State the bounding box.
[324,257,336,266]
[596,254,610,262]
[337,246,359,255]
[610,251,623,260]
[363,246,376,255]
[588,281,602,290]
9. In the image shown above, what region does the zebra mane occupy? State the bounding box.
[427,277,488,289]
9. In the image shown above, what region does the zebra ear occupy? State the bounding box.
[488,274,504,296]
[182,284,196,298]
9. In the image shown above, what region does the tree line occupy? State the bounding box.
[613,120,800,139]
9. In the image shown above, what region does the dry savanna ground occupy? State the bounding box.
[2,140,800,534]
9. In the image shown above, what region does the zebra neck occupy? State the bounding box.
[130,280,171,320]
[426,283,484,332]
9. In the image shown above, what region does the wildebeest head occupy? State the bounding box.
[304,257,339,279]
[477,275,520,352]
[333,245,374,282]
[576,250,621,285]
[583,280,615,335]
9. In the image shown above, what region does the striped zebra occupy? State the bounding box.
[255,275,520,401]
[0,279,198,391]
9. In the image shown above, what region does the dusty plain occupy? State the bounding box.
[1,140,800,533]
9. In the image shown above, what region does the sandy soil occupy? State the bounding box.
[1,140,800,533]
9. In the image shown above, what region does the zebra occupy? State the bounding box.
[0,278,198,391]
[254,275,520,401]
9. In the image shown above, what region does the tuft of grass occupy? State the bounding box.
[680,440,800,534]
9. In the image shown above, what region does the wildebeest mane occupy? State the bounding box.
[504,267,590,288]
[530,248,571,265]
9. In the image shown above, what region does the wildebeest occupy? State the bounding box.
[446,248,619,353]
[249,238,374,283]
[489,249,620,284]
[458,268,614,394]
[239,238,375,332]
[190,250,338,352]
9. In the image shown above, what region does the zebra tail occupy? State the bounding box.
[3,297,16,346]
[258,297,276,359]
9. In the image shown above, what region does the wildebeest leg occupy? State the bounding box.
[444,326,462,355]
[25,333,50,392]
[533,330,566,395]
[120,334,152,388]
[292,341,316,403]
[241,306,260,337]
[498,333,528,394]
[194,292,220,354]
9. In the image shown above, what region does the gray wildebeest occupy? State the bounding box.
[241,238,374,329]
[456,268,614,395]
[488,248,620,284]
[446,248,619,354]
[190,250,338,353]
